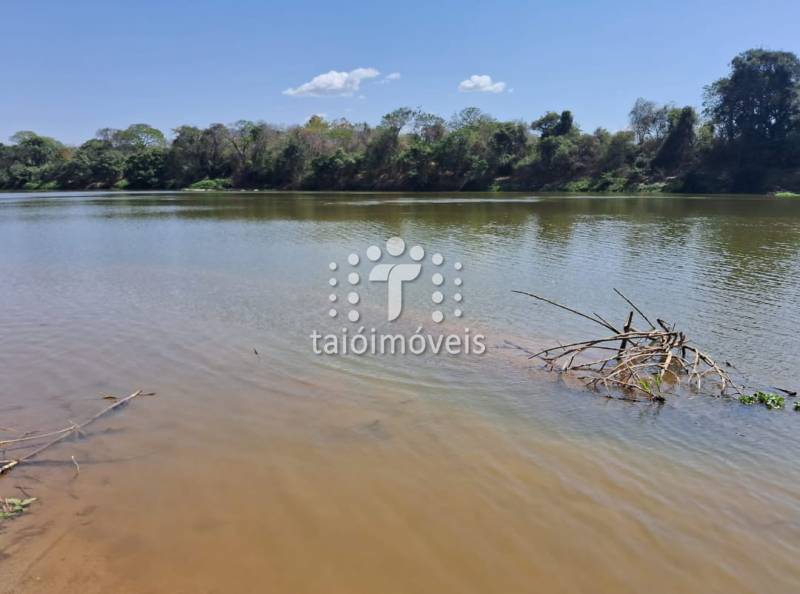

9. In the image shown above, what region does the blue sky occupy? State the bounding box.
[2,0,798,144]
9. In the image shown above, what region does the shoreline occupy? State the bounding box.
[0,188,793,198]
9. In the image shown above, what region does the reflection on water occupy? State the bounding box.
[1,191,799,594]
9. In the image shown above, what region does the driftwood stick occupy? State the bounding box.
[528,331,675,360]
[502,340,538,358]
[656,318,673,333]
[613,288,656,329]
[618,311,634,360]
[593,312,619,333]
[0,424,80,447]
[0,390,144,477]
[512,290,619,333]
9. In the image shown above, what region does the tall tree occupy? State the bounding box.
[704,49,800,147]
[629,99,671,144]
[652,107,697,170]
[531,111,575,138]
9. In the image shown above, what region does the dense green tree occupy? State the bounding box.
[97,124,167,152]
[166,126,207,187]
[58,139,123,188]
[124,147,167,189]
[309,149,359,189]
[1,132,65,189]
[272,134,308,187]
[600,131,636,171]
[433,129,488,189]
[363,125,398,175]
[9,131,64,166]
[200,124,235,179]
[705,49,800,147]
[652,107,697,170]
[703,49,800,189]
[488,122,528,175]
[531,111,575,138]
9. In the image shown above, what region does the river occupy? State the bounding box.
[1,191,799,593]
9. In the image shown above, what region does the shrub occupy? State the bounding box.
[186,178,232,191]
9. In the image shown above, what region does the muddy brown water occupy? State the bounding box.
[1,191,799,593]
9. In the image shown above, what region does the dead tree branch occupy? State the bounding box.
[511,290,743,403]
[1,390,146,476]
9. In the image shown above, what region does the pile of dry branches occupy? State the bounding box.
[510,289,742,402]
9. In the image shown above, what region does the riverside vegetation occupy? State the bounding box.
[2,49,800,194]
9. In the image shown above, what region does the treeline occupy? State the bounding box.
[2,49,799,194]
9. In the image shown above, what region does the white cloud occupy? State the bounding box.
[377,72,402,85]
[283,67,380,97]
[458,74,506,94]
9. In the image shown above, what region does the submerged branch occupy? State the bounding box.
[0,390,147,477]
